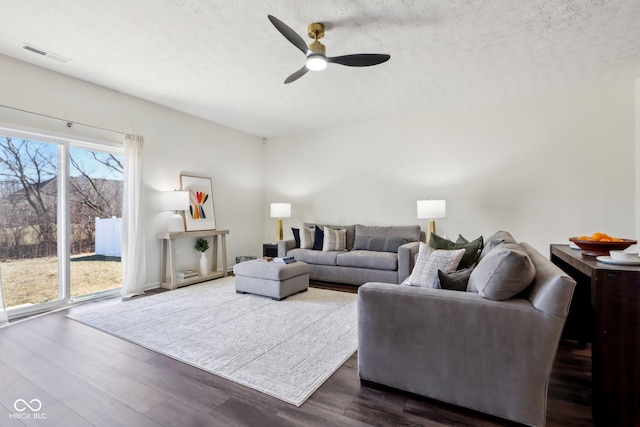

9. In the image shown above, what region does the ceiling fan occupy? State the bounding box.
[267,15,391,84]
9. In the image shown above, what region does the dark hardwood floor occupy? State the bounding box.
[0,282,593,427]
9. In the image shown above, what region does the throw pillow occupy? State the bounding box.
[292,227,300,248]
[436,265,475,291]
[409,243,465,288]
[300,226,315,249]
[312,225,324,251]
[468,243,536,300]
[456,234,484,247]
[479,231,516,260]
[352,236,410,253]
[479,238,505,260]
[322,227,347,251]
[429,233,482,269]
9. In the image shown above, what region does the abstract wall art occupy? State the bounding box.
[180,175,216,231]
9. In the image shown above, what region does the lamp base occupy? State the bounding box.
[426,219,436,244]
[276,218,283,241]
[168,213,185,233]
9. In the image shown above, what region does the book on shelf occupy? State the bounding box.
[273,256,296,264]
[177,269,199,280]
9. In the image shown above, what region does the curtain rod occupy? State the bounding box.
[0,104,124,136]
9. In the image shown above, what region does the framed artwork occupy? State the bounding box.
[180,175,216,231]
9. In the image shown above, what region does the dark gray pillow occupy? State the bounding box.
[353,236,410,253]
[437,265,475,291]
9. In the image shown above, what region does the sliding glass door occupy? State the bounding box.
[0,136,60,310]
[0,133,123,317]
[69,146,123,298]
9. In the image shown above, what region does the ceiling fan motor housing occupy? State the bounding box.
[308,39,326,56]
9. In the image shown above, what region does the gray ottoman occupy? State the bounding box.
[233,260,309,300]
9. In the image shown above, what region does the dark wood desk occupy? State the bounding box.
[550,244,639,427]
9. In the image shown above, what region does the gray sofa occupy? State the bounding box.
[277,223,425,285]
[357,239,576,427]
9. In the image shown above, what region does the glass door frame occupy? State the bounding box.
[0,125,123,320]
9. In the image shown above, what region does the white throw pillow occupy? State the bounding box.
[300,226,315,249]
[322,227,347,251]
[409,242,465,288]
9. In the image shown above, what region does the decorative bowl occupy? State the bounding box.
[569,237,637,257]
[609,250,639,262]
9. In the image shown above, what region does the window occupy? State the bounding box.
[0,130,123,317]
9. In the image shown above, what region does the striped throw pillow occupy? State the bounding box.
[322,227,347,252]
[300,227,315,249]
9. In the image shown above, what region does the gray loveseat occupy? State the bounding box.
[357,238,576,427]
[277,223,425,286]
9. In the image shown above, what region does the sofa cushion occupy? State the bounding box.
[437,265,475,291]
[409,243,465,288]
[288,248,339,266]
[300,227,315,249]
[304,223,356,250]
[352,235,410,253]
[468,242,536,300]
[323,227,347,252]
[355,224,421,242]
[336,250,398,271]
[428,233,482,269]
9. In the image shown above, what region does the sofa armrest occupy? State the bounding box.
[277,239,296,257]
[357,282,566,426]
[397,241,420,283]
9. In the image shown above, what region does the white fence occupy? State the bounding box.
[95,217,122,257]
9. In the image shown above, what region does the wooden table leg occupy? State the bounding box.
[221,234,227,276]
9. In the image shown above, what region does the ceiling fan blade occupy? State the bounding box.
[327,54,391,67]
[284,66,309,84]
[268,15,308,55]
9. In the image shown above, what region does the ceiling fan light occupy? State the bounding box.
[306,54,327,71]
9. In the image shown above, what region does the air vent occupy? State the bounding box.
[22,44,71,63]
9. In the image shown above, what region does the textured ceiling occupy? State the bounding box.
[0,0,639,138]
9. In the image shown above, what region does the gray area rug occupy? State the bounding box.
[67,276,358,406]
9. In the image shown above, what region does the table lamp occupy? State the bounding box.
[417,200,446,243]
[162,190,189,232]
[270,203,291,241]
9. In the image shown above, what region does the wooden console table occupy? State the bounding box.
[550,244,639,427]
[158,229,229,290]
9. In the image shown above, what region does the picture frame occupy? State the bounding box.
[180,175,216,231]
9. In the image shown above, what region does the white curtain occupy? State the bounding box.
[0,265,8,326]
[120,134,146,298]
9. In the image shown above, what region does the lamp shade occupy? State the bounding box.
[270,203,291,218]
[417,200,446,219]
[161,191,189,211]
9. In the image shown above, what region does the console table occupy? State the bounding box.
[550,244,639,427]
[158,229,229,290]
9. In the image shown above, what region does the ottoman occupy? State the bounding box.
[233,260,309,300]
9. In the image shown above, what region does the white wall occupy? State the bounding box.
[0,54,265,287]
[1,52,636,281]
[265,80,637,255]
